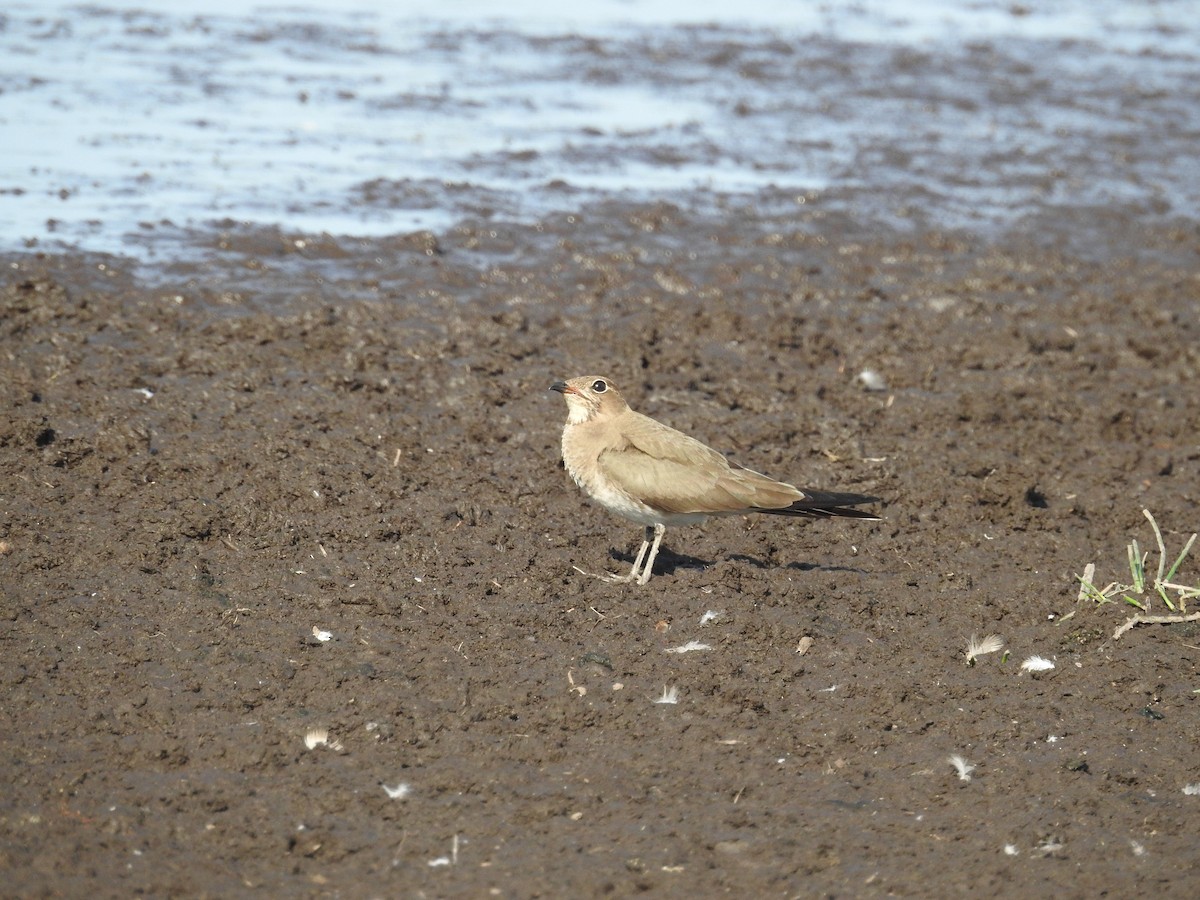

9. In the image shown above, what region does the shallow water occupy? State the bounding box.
[3,0,1198,259]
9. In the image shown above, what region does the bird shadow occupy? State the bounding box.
[607,546,710,575]
[606,546,870,577]
[729,553,873,575]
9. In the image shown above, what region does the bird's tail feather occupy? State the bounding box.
[757,490,881,520]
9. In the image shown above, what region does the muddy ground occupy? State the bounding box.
[3,198,1199,897]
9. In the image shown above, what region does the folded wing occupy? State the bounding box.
[598,410,879,519]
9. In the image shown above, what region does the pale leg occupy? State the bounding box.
[573,524,658,584]
[625,527,654,581]
[634,523,666,585]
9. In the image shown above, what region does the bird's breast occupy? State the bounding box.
[560,423,709,527]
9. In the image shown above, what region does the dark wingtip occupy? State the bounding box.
[759,490,883,520]
[813,506,883,520]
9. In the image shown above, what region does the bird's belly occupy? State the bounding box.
[568,464,708,527]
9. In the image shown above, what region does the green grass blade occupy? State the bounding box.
[1163,533,1196,583]
[1076,576,1109,604]
[1155,583,1177,612]
[1128,540,1145,593]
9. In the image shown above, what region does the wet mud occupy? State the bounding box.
[4,194,1200,896]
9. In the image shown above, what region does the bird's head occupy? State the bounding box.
[549,375,627,424]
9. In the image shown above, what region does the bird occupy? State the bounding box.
[549,375,880,585]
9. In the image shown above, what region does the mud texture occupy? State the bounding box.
[3,201,1200,897]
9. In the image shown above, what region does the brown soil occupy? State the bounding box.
[3,202,1199,897]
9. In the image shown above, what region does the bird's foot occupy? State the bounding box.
[572,565,639,584]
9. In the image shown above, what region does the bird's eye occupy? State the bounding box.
[592,380,607,393]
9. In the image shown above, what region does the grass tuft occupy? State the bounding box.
[1076,510,1200,639]
[1078,510,1199,613]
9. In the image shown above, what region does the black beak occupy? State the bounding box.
[549,381,568,393]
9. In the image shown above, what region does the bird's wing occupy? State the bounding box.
[597,412,790,515]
